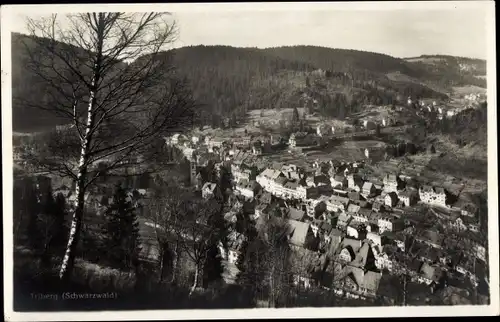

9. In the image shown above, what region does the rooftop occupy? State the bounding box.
[287,219,311,247]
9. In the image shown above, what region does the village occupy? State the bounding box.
[16,88,488,306]
[154,94,488,304]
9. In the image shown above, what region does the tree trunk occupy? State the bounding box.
[58,14,104,280]
[189,265,199,296]
[402,274,407,306]
[58,76,98,281]
[158,248,165,283]
[169,243,178,283]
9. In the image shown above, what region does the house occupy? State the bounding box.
[366,232,382,247]
[341,266,382,298]
[473,244,486,263]
[331,175,348,189]
[464,216,480,233]
[361,182,376,197]
[355,208,372,223]
[307,174,331,187]
[346,203,361,215]
[316,124,332,137]
[338,238,363,263]
[350,242,376,270]
[257,191,273,205]
[383,174,400,193]
[191,135,201,145]
[378,215,403,233]
[285,207,306,222]
[397,188,419,207]
[218,231,247,264]
[363,120,377,130]
[295,183,318,200]
[351,210,370,224]
[231,163,258,182]
[455,256,476,281]
[347,191,364,202]
[256,168,285,191]
[252,144,263,156]
[347,221,368,240]
[325,229,344,258]
[347,174,363,192]
[375,250,394,272]
[454,193,479,217]
[289,132,318,148]
[448,215,468,233]
[305,199,327,219]
[384,192,399,208]
[170,133,188,146]
[336,212,352,230]
[325,195,350,212]
[419,185,447,207]
[235,180,261,199]
[286,219,312,249]
[372,201,384,213]
[201,182,221,200]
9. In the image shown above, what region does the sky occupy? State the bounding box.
[7,3,490,59]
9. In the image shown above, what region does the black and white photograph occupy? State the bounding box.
[2,2,498,320]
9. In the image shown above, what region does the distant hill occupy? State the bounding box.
[11,33,485,132]
[404,54,486,91]
[11,32,95,132]
[166,45,451,126]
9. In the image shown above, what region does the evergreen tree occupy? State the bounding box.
[25,185,69,268]
[23,179,42,250]
[235,237,268,304]
[101,184,141,270]
[202,244,224,288]
[292,107,300,124]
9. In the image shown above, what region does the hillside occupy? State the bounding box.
[168,45,450,126]
[11,33,93,132]
[404,55,487,91]
[11,33,486,132]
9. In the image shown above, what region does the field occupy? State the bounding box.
[247,108,306,125]
[350,104,421,126]
[451,85,487,96]
[386,71,431,90]
[404,57,446,64]
[262,139,386,167]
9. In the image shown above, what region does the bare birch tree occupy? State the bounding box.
[19,12,196,281]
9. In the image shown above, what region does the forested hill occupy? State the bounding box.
[262,45,419,78]
[404,54,487,90]
[166,45,451,127]
[11,32,485,132]
[160,45,317,127]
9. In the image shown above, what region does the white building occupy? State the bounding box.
[362,182,376,197]
[235,180,260,199]
[397,189,418,207]
[383,174,399,193]
[419,185,447,207]
[378,215,403,233]
[218,231,246,264]
[202,182,220,200]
